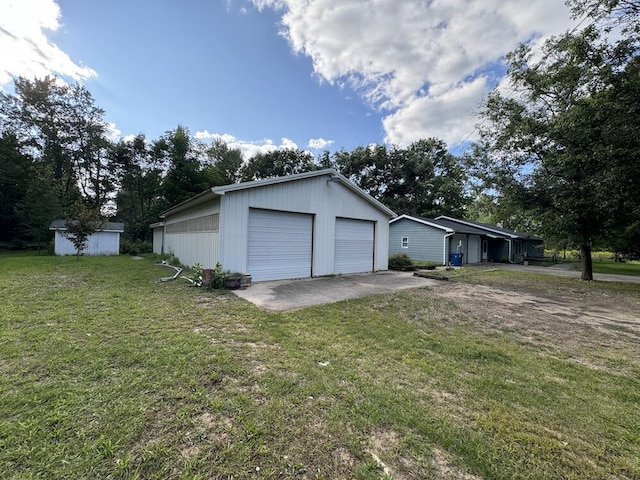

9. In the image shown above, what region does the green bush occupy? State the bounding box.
[207,262,230,290]
[388,253,416,271]
[120,239,153,255]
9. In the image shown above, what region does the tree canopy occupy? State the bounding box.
[335,139,469,218]
[476,0,640,279]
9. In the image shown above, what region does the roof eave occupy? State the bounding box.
[159,190,219,218]
[390,214,454,232]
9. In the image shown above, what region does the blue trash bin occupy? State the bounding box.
[449,252,464,266]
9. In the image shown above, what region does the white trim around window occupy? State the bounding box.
[401,236,409,248]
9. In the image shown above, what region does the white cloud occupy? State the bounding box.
[307,137,334,150]
[0,0,96,87]
[251,0,576,147]
[105,122,122,142]
[195,130,300,159]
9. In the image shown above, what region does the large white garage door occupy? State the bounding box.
[334,218,374,274]
[248,209,313,282]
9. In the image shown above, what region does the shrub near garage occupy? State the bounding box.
[388,253,416,271]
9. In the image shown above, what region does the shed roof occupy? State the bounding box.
[159,169,397,218]
[49,220,125,232]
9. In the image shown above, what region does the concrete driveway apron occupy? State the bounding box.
[233,271,440,311]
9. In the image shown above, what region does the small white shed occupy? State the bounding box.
[152,169,396,282]
[50,220,124,256]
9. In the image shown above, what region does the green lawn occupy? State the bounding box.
[1,255,639,479]
[592,260,640,276]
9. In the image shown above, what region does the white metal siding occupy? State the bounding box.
[54,231,120,256]
[162,198,221,268]
[247,209,313,281]
[164,232,219,269]
[152,227,164,254]
[219,175,391,276]
[334,218,374,274]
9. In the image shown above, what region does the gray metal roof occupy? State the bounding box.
[391,214,543,241]
[390,214,454,232]
[427,217,505,237]
[435,216,543,241]
[50,220,125,232]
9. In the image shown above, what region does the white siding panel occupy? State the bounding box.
[153,227,164,254]
[54,231,120,256]
[334,218,374,274]
[162,197,221,268]
[219,175,391,276]
[247,209,313,281]
[164,232,220,269]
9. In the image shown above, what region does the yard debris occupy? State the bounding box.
[318,361,330,367]
[155,262,183,282]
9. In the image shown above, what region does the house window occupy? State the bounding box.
[401,237,409,248]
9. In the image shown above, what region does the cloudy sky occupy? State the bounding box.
[0,0,577,157]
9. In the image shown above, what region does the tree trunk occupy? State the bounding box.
[580,244,593,281]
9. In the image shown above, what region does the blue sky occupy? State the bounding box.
[1,0,576,158]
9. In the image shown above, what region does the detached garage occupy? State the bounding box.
[154,169,395,282]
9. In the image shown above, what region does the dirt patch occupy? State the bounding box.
[429,283,640,374]
[431,447,482,480]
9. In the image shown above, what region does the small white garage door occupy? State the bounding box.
[334,218,374,274]
[467,235,480,263]
[248,209,313,282]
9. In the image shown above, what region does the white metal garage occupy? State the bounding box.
[247,209,313,281]
[153,169,396,282]
[334,217,374,274]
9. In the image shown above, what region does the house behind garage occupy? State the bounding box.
[389,215,543,265]
[152,169,396,281]
[50,220,124,256]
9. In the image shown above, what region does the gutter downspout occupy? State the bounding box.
[505,238,513,263]
[444,232,455,265]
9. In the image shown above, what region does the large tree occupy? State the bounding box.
[203,139,244,185]
[0,77,114,213]
[477,2,640,280]
[0,133,31,242]
[112,135,166,242]
[239,149,317,182]
[335,139,469,218]
[157,126,212,206]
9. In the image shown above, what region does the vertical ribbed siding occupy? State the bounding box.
[220,175,391,277]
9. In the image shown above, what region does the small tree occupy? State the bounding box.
[63,202,103,259]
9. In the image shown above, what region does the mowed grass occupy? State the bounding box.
[591,260,640,276]
[1,255,639,479]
